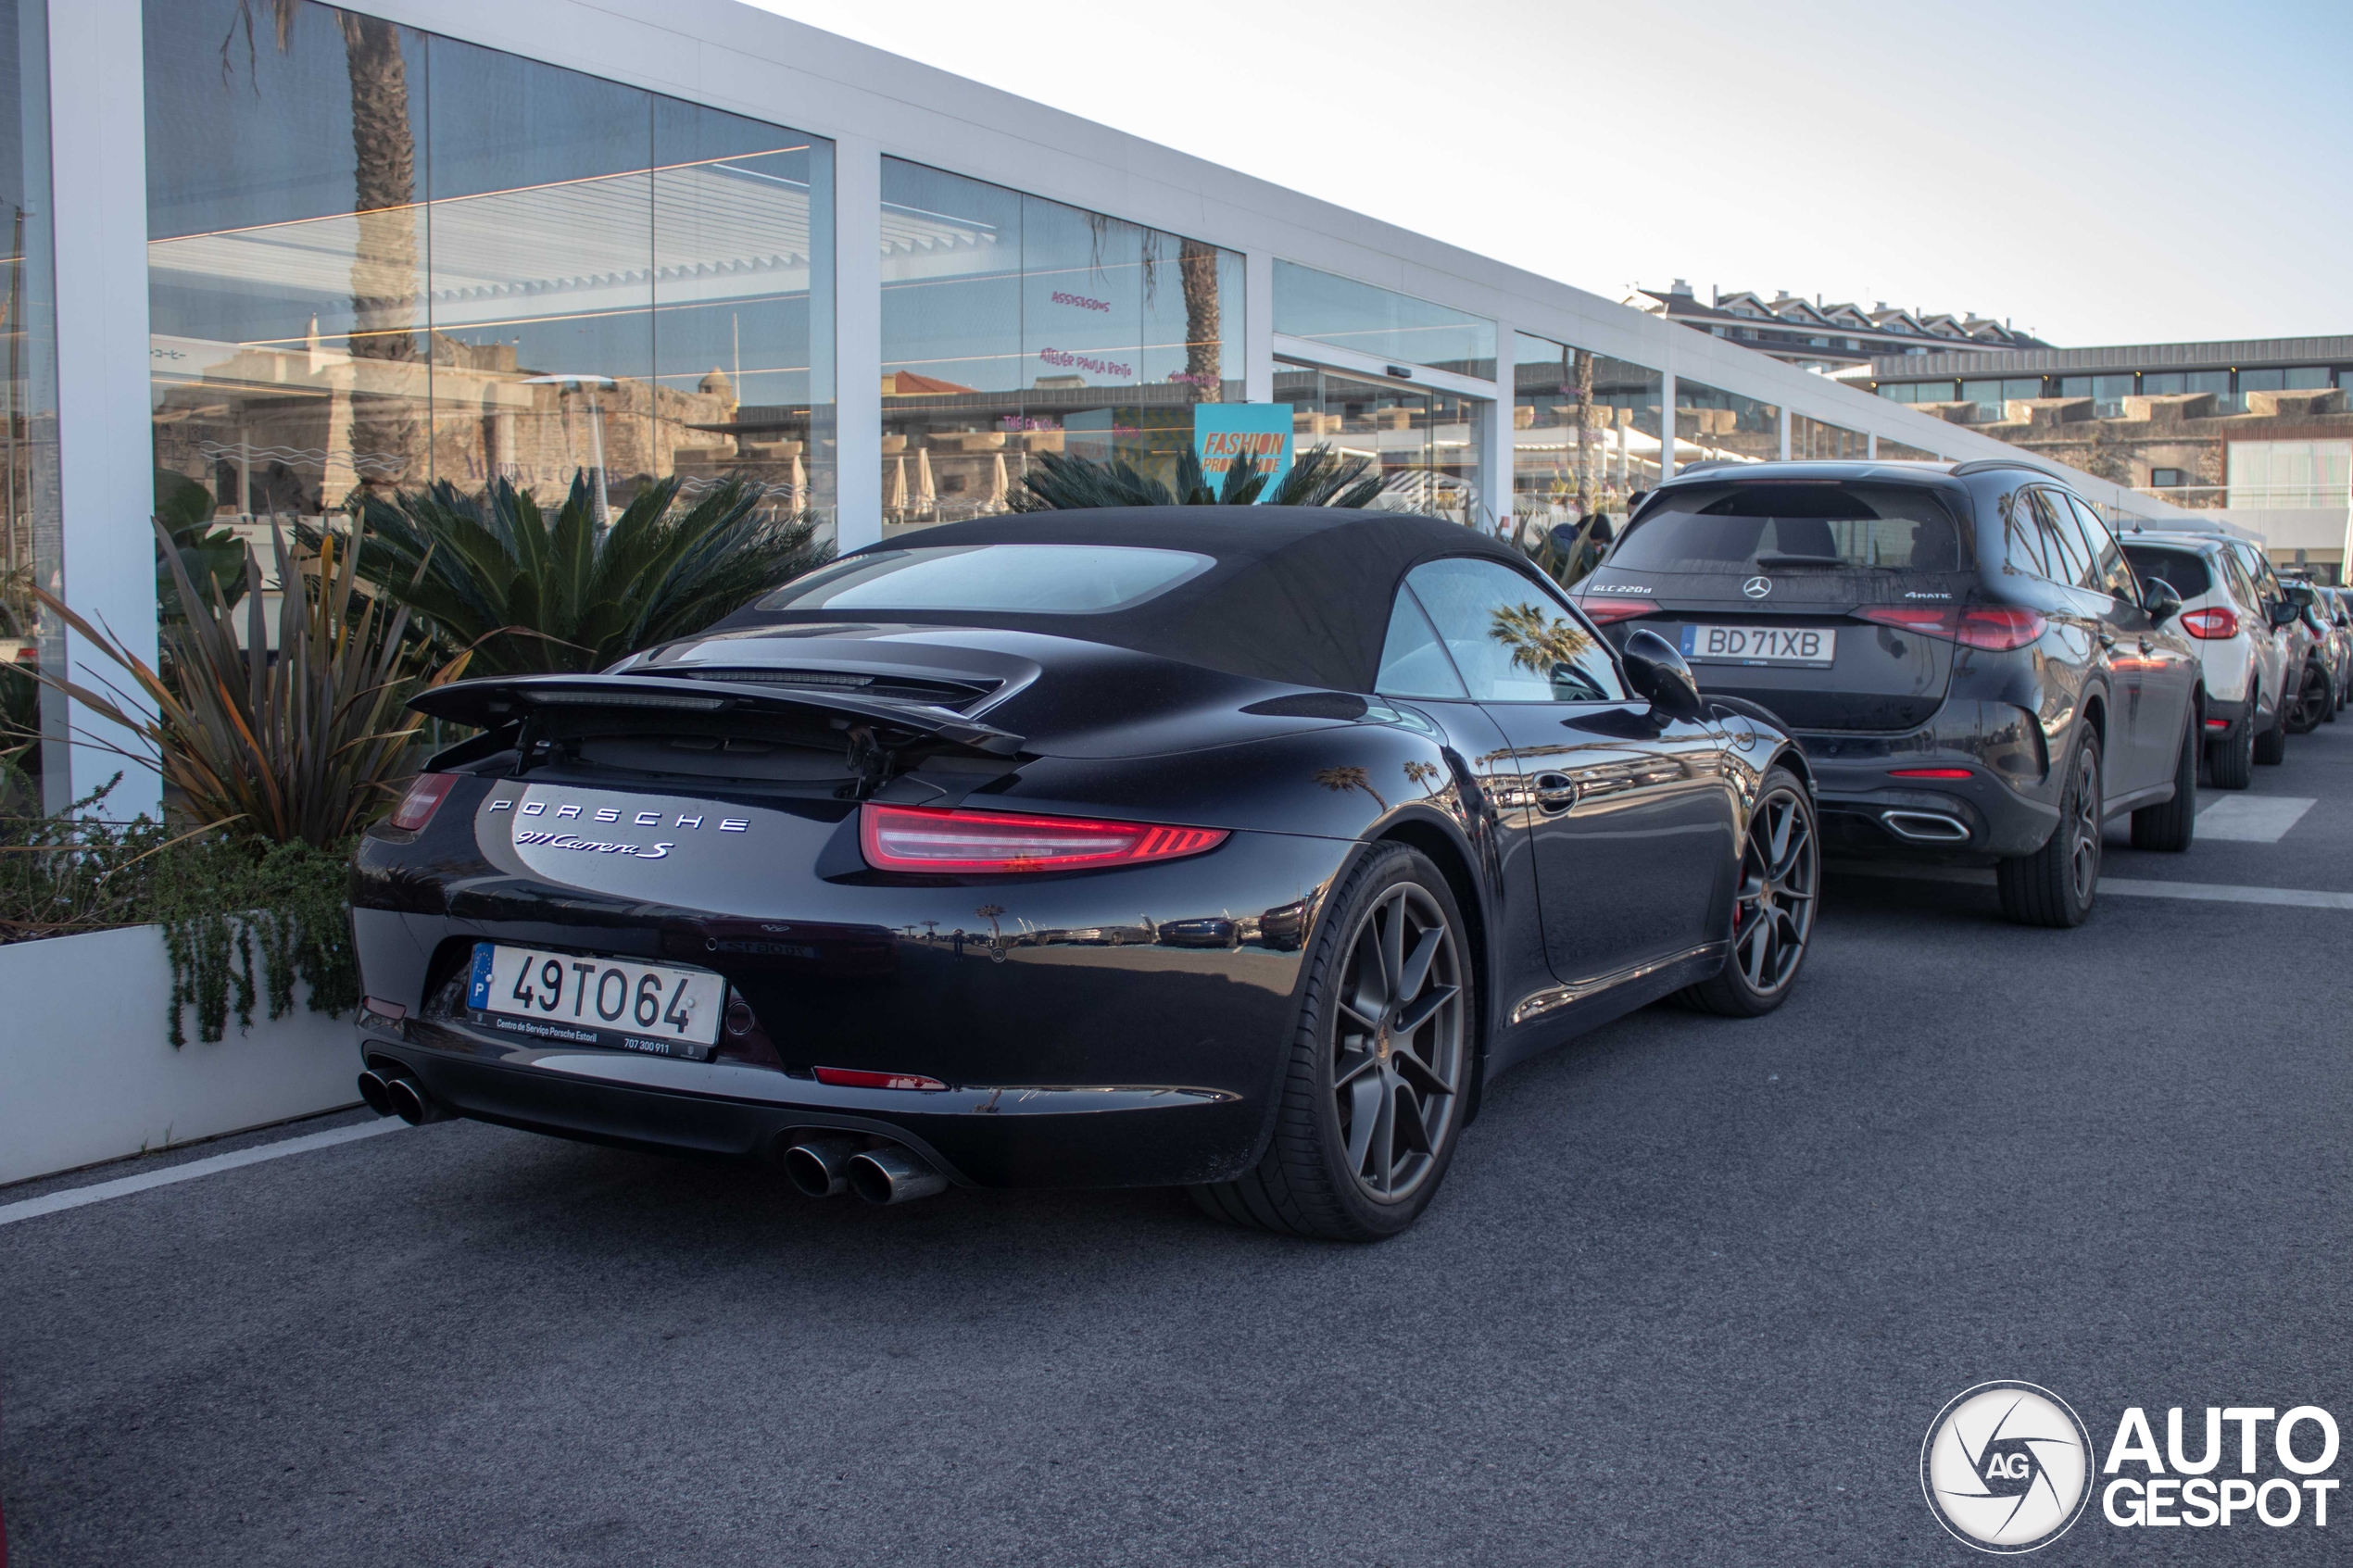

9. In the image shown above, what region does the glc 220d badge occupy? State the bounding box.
[1921,1382,2095,1553]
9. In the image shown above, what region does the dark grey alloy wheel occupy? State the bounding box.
[2207,682,2255,790]
[1679,767,1817,1017]
[2131,709,2199,852]
[2287,662,2332,734]
[1192,843,1470,1242]
[1997,729,2102,928]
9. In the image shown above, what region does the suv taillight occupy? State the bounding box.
[1856,605,2046,651]
[1576,595,1654,625]
[389,772,460,832]
[2179,607,2239,639]
[859,804,1228,873]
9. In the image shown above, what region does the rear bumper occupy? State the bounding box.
[2205,693,2251,738]
[1794,701,2058,859]
[359,1023,1264,1187]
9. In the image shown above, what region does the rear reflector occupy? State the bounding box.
[389,772,459,832]
[1577,595,1654,625]
[1856,604,2046,651]
[2179,607,2240,639]
[814,1065,949,1092]
[860,803,1228,873]
[361,996,409,1021]
[1889,767,1973,779]
[2205,717,2231,729]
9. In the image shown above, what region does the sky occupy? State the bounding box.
[751,0,2351,349]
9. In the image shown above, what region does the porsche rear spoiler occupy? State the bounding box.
[408,673,1026,756]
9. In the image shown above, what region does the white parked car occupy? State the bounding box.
[2120,531,2289,787]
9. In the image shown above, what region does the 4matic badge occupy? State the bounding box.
[1921,1382,2094,1552]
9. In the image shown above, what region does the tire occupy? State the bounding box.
[1190,842,1473,1242]
[2287,663,2332,734]
[2207,684,2255,790]
[1997,729,2102,928]
[2132,710,2199,851]
[2255,690,2289,765]
[1676,766,1818,1017]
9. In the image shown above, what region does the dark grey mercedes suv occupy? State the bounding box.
[1574,459,2203,927]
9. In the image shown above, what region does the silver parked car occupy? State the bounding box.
[2120,531,2287,787]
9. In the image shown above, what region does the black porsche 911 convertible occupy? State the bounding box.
[351,507,1818,1239]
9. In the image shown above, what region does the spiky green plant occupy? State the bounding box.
[156,468,249,619]
[346,472,828,675]
[1012,442,1387,512]
[31,519,446,847]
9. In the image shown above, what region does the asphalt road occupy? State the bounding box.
[6,722,2352,1566]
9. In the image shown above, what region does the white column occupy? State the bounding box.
[1657,368,1677,482]
[1243,249,1274,406]
[1779,405,1791,461]
[1867,431,1878,459]
[47,0,157,818]
[1486,321,1515,539]
[831,133,882,552]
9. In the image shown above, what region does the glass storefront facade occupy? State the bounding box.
[143,0,834,578]
[2227,440,2351,509]
[1675,377,1780,466]
[1791,413,1864,460]
[0,0,58,808]
[1273,261,1495,381]
[878,158,1242,535]
[1511,332,1660,537]
[1274,359,1484,528]
[1875,436,1944,462]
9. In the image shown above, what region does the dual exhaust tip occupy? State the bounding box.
[357,1066,451,1127]
[782,1136,947,1206]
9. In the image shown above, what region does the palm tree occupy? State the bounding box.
[1013,442,1385,511]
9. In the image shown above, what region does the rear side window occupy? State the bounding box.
[2028,491,2094,587]
[1390,558,1622,704]
[1609,483,1963,572]
[2064,496,2140,601]
[2120,546,2212,601]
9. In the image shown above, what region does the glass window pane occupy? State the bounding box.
[1512,332,1661,542]
[2058,376,2093,398]
[1276,360,1482,528]
[1,0,62,809]
[1674,377,1780,466]
[1402,557,1618,703]
[2285,367,2329,390]
[1374,588,1466,698]
[2239,368,2284,394]
[2140,371,2183,395]
[880,157,1242,540]
[1273,259,1495,379]
[1791,413,1864,460]
[762,543,1213,614]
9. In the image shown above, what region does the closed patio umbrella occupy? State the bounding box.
[916,445,937,516]
[989,452,1009,510]
[789,452,807,514]
[887,455,907,517]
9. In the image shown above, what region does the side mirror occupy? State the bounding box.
[2141,577,2181,624]
[1621,628,1705,722]
[2271,600,2303,630]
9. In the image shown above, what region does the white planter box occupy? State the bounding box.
[0,923,359,1185]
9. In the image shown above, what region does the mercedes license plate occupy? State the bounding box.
[466,942,727,1060]
[1680,623,1838,667]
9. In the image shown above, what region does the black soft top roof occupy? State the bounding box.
[725,507,1536,693]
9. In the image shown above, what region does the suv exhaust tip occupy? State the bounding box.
[1881,809,1972,844]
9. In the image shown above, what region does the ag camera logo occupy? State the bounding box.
[1921,1382,2094,1552]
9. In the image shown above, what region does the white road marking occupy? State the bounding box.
[0,1118,406,1229]
[1829,862,2353,910]
[2195,795,2316,843]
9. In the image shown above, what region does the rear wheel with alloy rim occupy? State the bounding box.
[1998,730,2102,927]
[1191,842,1470,1242]
[2288,663,2332,734]
[1677,766,1817,1017]
[2208,684,2255,789]
[2255,689,2289,764]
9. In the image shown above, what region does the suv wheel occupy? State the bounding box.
[2207,684,2255,790]
[2288,662,2332,734]
[2255,687,2289,765]
[2131,712,2199,851]
[1998,730,2102,928]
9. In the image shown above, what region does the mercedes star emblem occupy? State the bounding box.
[1743,575,1773,599]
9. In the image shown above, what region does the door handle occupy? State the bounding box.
[1533,772,1578,813]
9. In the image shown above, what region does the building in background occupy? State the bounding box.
[1869,337,2353,580]
[1626,280,2047,377]
[17,0,2208,815]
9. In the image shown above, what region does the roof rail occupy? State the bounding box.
[1949,457,2064,480]
[1667,458,1747,478]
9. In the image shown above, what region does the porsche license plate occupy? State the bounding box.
[466,943,727,1059]
[1680,623,1838,666]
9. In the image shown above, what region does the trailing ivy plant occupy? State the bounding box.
[0,778,358,1045]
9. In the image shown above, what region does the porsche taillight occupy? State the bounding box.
[389,772,459,832]
[858,804,1229,873]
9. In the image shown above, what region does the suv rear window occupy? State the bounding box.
[1611,483,1962,573]
[2120,546,2212,600]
